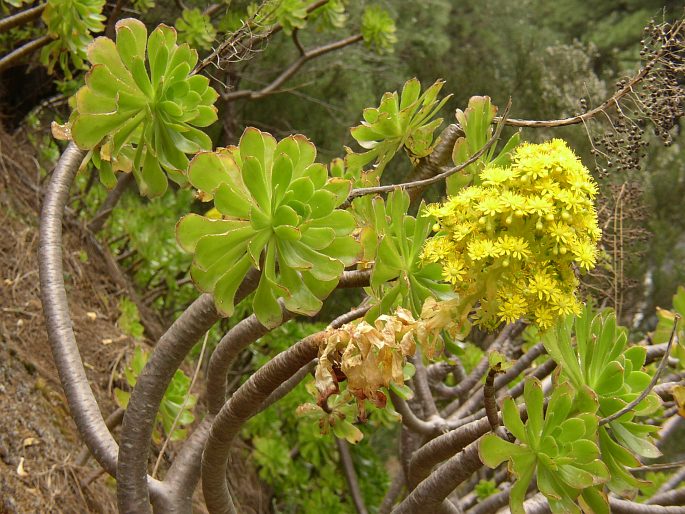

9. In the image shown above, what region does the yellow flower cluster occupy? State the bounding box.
[421,139,601,329]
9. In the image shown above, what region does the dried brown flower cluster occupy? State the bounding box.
[314,299,466,417]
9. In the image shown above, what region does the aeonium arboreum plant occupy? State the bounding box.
[176,128,360,327]
[446,95,521,195]
[346,78,450,185]
[360,189,454,320]
[543,305,663,495]
[480,378,610,514]
[60,18,218,196]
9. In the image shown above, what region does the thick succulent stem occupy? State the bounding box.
[39,143,168,499]
[116,272,260,513]
[393,440,482,514]
[39,143,120,475]
[206,305,292,415]
[202,334,322,514]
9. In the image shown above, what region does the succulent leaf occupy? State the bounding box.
[177,128,359,326]
[68,19,218,196]
[447,95,521,195]
[175,8,216,51]
[347,78,450,185]
[40,0,106,77]
[480,377,607,513]
[360,5,397,53]
[542,304,663,493]
[362,190,454,320]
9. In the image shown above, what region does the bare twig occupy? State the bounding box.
[0,35,53,73]
[151,331,209,478]
[0,3,46,33]
[337,438,369,514]
[222,34,363,102]
[194,0,331,74]
[345,101,511,203]
[494,63,653,128]
[600,316,679,426]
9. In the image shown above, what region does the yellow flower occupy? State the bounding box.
[551,293,581,316]
[527,271,558,300]
[573,241,598,270]
[467,238,502,261]
[475,195,504,216]
[547,222,574,244]
[481,165,517,185]
[442,257,467,284]
[497,295,528,324]
[495,235,531,260]
[525,195,553,216]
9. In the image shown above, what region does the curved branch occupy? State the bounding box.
[201,304,368,514]
[346,101,511,202]
[0,3,46,33]
[206,304,293,415]
[483,366,500,431]
[116,272,259,513]
[222,34,363,102]
[390,390,446,437]
[202,333,323,514]
[75,407,125,466]
[40,144,198,506]
[39,143,121,477]
[611,498,685,513]
[260,359,317,411]
[394,440,483,514]
[165,305,368,507]
[0,35,53,73]
[408,413,501,490]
